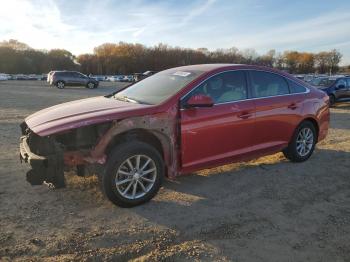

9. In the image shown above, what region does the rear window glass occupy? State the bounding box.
[250,71,289,98]
[55,72,67,76]
[288,80,307,93]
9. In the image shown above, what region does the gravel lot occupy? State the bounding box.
[0,80,350,261]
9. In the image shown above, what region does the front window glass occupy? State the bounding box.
[250,71,289,98]
[115,69,203,105]
[185,71,248,104]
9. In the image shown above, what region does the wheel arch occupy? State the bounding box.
[56,80,65,86]
[91,114,178,178]
[299,117,319,140]
[105,128,164,161]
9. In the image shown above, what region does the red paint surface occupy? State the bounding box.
[25,64,330,176]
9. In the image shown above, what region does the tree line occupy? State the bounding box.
[0,40,78,74]
[0,39,344,75]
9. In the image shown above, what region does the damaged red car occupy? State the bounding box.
[20,64,330,207]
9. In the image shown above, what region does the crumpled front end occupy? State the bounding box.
[19,122,65,188]
[19,104,180,188]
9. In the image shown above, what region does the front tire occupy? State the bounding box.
[283,121,317,162]
[102,141,164,207]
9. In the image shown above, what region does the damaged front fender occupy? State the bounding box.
[19,104,180,187]
[90,106,179,178]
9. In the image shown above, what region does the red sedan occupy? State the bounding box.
[20,64,330,207]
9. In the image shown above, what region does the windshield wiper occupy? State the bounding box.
[114,95,147,104]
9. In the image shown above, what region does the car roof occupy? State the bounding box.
[167,64,288,74]
[56,70,79,72]
[169,64,242,72]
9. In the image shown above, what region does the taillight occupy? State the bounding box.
[323,94,330,106]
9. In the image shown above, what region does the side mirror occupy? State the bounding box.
[186,94,214,108]
[336,84,346,90]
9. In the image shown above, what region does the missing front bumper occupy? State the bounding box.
[19,135,65,188]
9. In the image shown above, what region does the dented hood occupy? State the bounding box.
[25,96,151,136]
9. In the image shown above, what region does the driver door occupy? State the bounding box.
[180,70,255,171]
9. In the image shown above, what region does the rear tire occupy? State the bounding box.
[56,81,65,89]
[87,82,96,89]
[283,121,317,162]
[102,141,164,207]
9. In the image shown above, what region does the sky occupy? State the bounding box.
[1,0,350,64]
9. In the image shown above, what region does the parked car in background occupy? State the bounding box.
[310,77,332,87]
[49,71,98,89]
[132,73,144,82]
[90,75,107,81]
[312,76,350,105]
[7,74,16,80]
[119,75,133,82]
[133,71,157,82]
[0,73,10,81]
[16,74,29,80]
[27,74,42,80]
[41,74,47,81]
[19,64,329,207]
[107,75,124,82]
[303,74,316,83]
[294,74,305,81]
[143,70,156,77]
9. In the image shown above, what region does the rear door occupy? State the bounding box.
[63,72,75,85]
[70,72,83,85]
[180,70,255,171]
[248,70,303,151]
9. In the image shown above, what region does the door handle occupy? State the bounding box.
[238,112,252,119]
[288,103,298,110]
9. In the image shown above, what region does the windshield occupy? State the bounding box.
[311,77,336,87]
[114,68,203,104]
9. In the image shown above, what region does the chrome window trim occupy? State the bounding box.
[180,68,310,110]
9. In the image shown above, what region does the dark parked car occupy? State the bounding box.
[19,64,329,207]
[133,71,157,82]
[311,76,350,105]
[49,71,98,89]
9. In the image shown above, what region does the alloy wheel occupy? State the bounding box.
[57,82,64,88]
[115,155,157,200]
[296,127,314,157]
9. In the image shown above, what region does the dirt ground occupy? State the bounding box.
[0,80,349,262]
